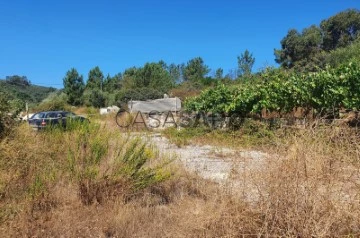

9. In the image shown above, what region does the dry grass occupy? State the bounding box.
[0,122,359,237]
[252,127,360,236]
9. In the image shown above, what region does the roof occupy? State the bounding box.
[35,110,71,114]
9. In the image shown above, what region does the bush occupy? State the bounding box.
[0,93,19,139]
[33,92,71,112]
[184,61,360,118]
[0,121,171,208]
[162,126,211,147]
[88,90,106,108]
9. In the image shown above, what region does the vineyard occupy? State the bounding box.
[184,62,360,119]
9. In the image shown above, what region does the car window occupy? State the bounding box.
[31,113,45,119]
[63,112,75,117]
[46,113,58,118]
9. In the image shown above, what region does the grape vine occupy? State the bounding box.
[184,62,360,118]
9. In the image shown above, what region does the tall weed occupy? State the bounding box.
[1,121,360,237]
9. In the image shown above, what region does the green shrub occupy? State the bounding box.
[162,127,210,147]
[89,90,106,108]
[33,92,71,111]
[0,120,171,209]
[0,93,19,139]
[185,61,360,118]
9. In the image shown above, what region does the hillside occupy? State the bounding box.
[0,76,57,105]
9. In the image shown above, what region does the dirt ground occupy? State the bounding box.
[142,133,271,201]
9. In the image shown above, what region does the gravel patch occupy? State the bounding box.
[143,133,269,184]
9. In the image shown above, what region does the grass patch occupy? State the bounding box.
[161,126,211,147]
[162,120,279,149]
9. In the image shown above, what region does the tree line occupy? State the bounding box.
[63,9,360,109]
[63,53,256,108]
[275,9,360,72]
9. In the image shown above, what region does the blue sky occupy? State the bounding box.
[0,0,358,88]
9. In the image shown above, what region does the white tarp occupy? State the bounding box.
[100,105,120,115]
[129,97,181,113]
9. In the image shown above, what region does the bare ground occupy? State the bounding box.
[142,133,271,201]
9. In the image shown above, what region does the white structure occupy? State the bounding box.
[19,112,34,121]
[100,105,120,115]
[129,97,181,113]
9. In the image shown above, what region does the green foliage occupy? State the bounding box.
[162,124,276,149]
[5,75,31,86]
[275,26,323,71]
[122,61,174,93]
[183,57,210,82]
[9,99,25,116]
[0,92,25,138]
[34,92,71,112]
[0,121,171,207]
[103,73,122,93]
[64,122,171,200]
[88,90,106,108]
[185,62,360,118]
[237,49,255,77]
[168,63,184,83]
[275,9,360,71]
[321,9,360,51]
[215,68,224,80]
[86,66,104,90]
[162,126,210,147]
[63,68,85,106]
[316,38,360,68]
[112,138,170,190]
[115,87,164,104]
[0,93,13,138]
[0,78,56,105]
[184,84,234,113]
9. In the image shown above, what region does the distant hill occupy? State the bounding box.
[0,76,58,105]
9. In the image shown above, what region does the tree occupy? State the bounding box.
[158,60,167,70]
[122,67,139,89]
[103,73,122,93]
[183,57,210,82]
[89,90,106,108]
[237,50,255,77]
[86,66,104,90]
[317,37,360,68]
[275,9,360,71]
[275,26,322,70]
[300,26,323,56]
[5,75,31,86]
[122,61,174,93]
[295,25,323,71]
[274,29,300,69]
[0,92,12,138]
[215,68,224,80]
[140,62,174,91]
[63,68,85,106]
[168,63,183,83]
[321,9,360,51]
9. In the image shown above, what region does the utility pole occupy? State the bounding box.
[26,102,29,120]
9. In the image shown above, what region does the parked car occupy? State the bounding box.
[28,110,89,130]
